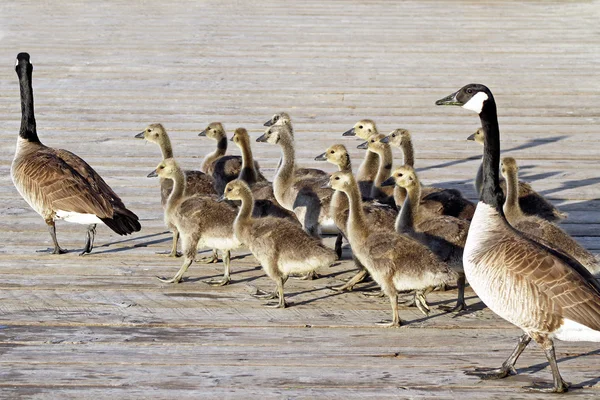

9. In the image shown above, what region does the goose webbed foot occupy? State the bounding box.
[523,380,569,394]
[465,365,516,380]
[203,275,231,287]
[438,300,466,313]
[251,288,278,300]
[79,224,96,256]
[37,246,68,254]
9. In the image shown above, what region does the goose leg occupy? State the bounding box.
[465,333,531,379]
[157,256,193,284]
[39,220,67,254]
[80,224,96,256]
[204,250,231,286]
[439,274,467,312]
[524,335,569,393]
[334,233,343,259]
[265,276,287,308]
[376,292,401,328]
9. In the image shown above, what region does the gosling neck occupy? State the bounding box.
[503,169,523,220]
[330,155,352,218]
[238,138,258,184]
[202,135,228,172]
[474,161,483,196]
[401,139,414,167]
[396,182,421,234]
[158,134,174,159]
[17,62,40,143]
[357,150,378,182]
[235,187,255,225]
[344,180,369,243]
[273,135,295,206]
[166,167,186,213]
[371,147,393,199]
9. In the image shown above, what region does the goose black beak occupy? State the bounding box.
[380,136,390,144]
[198,130,207,137]
[342,128,355,136]
[256,133,268,142]
[147,170,158,178]
[135,132,145,139]
[357,141,368,150]
[466,133,476,141]
[264,119,274,127]
[314,152,327,161]
[381,177,395,187]
[435,90,462,106]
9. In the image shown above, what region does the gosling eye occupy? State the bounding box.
[391,133,396,137]
[330,150,334,154]
[334,176,340,180]
[398,173,403,177]
[358,125,363,129]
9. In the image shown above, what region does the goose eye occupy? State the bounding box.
[467,88,473,94]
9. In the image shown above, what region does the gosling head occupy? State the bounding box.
[388,165,418,189]
[223,179,251,201]
[435,83,494,115]
[264,112,291,127]
[199,122,226,140]
[357,133,387,154]
[467,127,485,145]
[381,128,411,147]
[148,158,179,179]
[315,144,350,167]
[500,157,518,179]
[328,171,355,193]
[256,125,290,145]
[343,119,378,140]
[136,123,167,143]
[230,127,250,147]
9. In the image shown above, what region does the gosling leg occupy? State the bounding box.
[157,256,193,284]
[265,276,287,308]
[376,292,401,328]
[334,233,343,259]
[204,250,231,286]
[330,268,368,292]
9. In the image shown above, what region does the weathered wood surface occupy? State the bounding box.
[0,0,599,398]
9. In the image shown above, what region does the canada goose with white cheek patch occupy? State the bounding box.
[11,53,141,255]
[437,83,600,393]
[468,127,567,222]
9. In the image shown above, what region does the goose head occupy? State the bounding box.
[199,122,226,140]
[256,125,290,145]
[388,165,418,189]
[328,171,354,193]
[500,157,518,180]
[136,123,167,143]
[315,144,349,167]
[467,127,485,144]
[148,158,180,179]
[381,128,410,147]
[230,127,250,147]
[223,179,251,201]
[15,52,33,78]
[343,119,378,139]
[264,112,291,127]
[357,133,387,154]
[435,83,494,114]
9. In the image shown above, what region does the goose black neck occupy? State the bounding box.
[479,100,504,212]
[17,62,40,143]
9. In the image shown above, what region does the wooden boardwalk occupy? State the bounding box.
[0,1,599,398]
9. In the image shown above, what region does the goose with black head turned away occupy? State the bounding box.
[437,83,600,393]
[468,127,567,222]
[11,53,141,255]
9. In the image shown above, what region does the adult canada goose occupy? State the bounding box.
[382,129,475,220]
[501,157,600,277]
[342,119,380,198]
[199,122,266,194]
[11,52,141,255]
[135,123,217,257]
[149,158,241,286]
[382,165,469,311]
[328,171,458,326]
[437,83,600,392]
[264,112,329,180]
[256,124,337,237]
[469,127,567,222]
[357,133,395,204]
[223,180,336,308]
[315,145,396,290]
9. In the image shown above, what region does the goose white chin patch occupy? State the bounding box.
[462,92,489,113]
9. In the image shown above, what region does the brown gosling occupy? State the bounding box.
[385,165,470,311]
[264,112,329,180]
[328,171,458,327]
[382,128,475,220]
[357,133,395,204]
[223,180,336,308]
[315,145,397,291]
[256,125,337,237]
[149,158,241,286]
[199,122,266,194]
[469,128,567,222]
[501,157,600,277]
[136,123,217,257]
[342,119,380,198]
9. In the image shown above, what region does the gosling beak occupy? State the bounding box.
[380,136,390,144]
[264,119,274,127]
[342,128,355,136]
[135,132,145,139]
[381,177,395,187]
[230,136,235,142]
[466,133,476,141]
[147,169,158,178]
[314,152,327,161]
[321,181,332,189]
[198,130,207,137]
[217,195,226,202]
[357,141,368,150]
[435,90,462,106]
[256,133,268,142]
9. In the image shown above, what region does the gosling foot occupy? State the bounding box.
[156,275,183,284]
[291,271,319,280]
[251,288,278,300]
[156,250,182,258]
[375,319,401,328]
[264,299,287,308]
[362,290,385,298]
[197,254,219,264]
[523,381,569,394]
[203,276,231,287]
